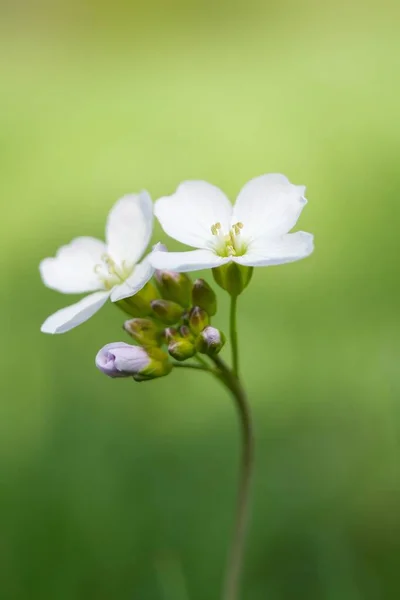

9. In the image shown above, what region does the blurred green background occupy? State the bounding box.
[1,0,400,598]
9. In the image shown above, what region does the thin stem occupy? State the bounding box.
[195,354,212,369]
[173,362,211,372]
[174,354,254,600]
[230,295,239,377]
[213,357,254,600]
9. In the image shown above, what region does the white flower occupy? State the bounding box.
[40,192,155,334]
[150,174,314,272]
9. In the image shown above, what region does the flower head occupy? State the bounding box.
[149,174,314,272]
[40,193,155,334]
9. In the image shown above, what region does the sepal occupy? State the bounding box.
[189,306,209,335]
[212,263,253,297]
[192,279,217,316]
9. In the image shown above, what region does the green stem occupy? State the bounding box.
[173,362,211,372]
[213,357,254,600]
[175,355,254,600]
[195,354,212,370]
[230,295,239,377]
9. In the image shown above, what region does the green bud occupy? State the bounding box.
[123,318,162,347]
[212,263,253,297]
[116,281,160,317]
[189,306,209,336]
[179,325,194,340]
[133,347,173,382]
[154,270,192,307]
[192,279,217,316]
[151,299,184,325]
[164,327,179,341]
[196,326,226,357]
[167,337,196,362]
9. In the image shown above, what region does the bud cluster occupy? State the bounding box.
[96,267,226,381]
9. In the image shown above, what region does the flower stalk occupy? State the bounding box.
[230,295,239,377]
[212,364,253,600]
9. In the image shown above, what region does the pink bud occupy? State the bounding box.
[95,342,150,378]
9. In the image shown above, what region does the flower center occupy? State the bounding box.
[210,222,247,257]
[94,254,134,290]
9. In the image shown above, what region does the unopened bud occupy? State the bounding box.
[168,337,196,362]
[123,318,162,347]
[151,299,184,325]
[179,325,193,340]
[212,263,253,297]
[155,270,192,307]
[116,281,160,317]
[189,306,209,335]
[95,342,172,381]
[164,327,179,342]
[192,279,217,316]
[196,326,226,357]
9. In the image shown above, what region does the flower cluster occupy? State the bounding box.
[96,271,225,380]
[40,174,313,380]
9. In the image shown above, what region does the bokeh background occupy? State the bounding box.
[1,0,400,598]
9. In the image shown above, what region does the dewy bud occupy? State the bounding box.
[168,337,196,362]
[189,306,209,335]
[116,281,160,317]
[196,326,226,357]
[212,263,253,297]
[151,299,184,325]
[154,270,192,307]
[123,318,162,347]
[192,279,217,316]
[95,342,172,381]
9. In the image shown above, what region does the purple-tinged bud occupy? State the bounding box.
[95,343,151,378]
[123,318,162,347]
[95,343,172,381]
[212,263,253,297]
[164,327,179,342]
[196,326,226,357]
[154,270,192,307]
[151,299,184,325]
[179,325,194,340]
[168,338,196,362]
[192,279,217,316]
[188,306,209,336]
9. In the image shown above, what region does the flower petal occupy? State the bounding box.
[106,192,153,265]
[154,181,233,248]
[110,256,154,302]
[39,237,107,294]
[234,232,314,267]
[233,174,307,238]
[41,291,110,334]
[149,249,230,272]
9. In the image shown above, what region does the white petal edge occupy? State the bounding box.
[234,232,314,267]
[154,181,233,248]
[149,249,230,273]
[232,174,307,239]
[110,256,154,302]
[41,290,110,334]
[106,191,153,266]
[39,237,107,294]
